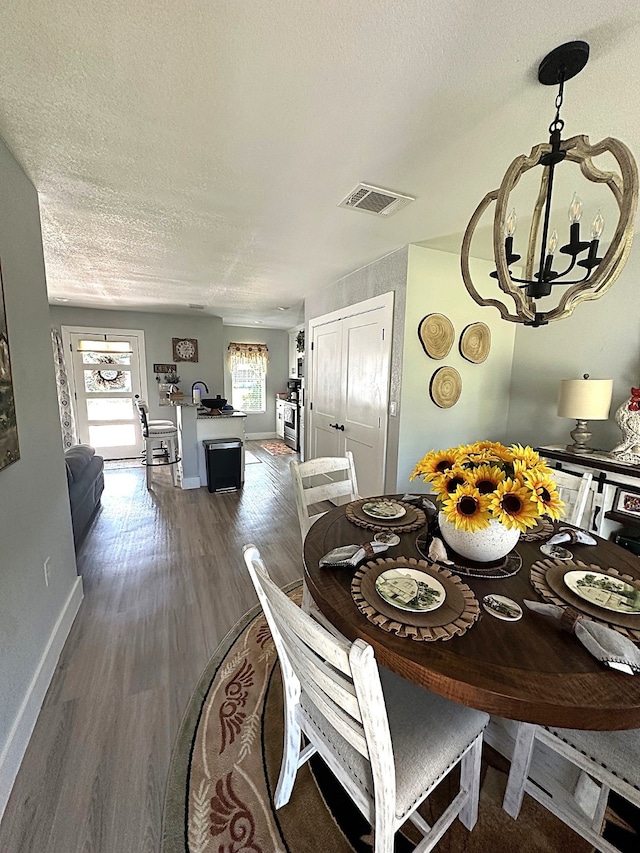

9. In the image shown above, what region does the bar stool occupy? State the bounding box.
[135,399,180,487]
[134,395,174,427]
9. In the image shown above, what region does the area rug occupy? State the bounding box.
[161,584,602,853]
[244,451,262,465]
[260,440,296,456]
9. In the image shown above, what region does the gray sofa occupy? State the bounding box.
[65,444,104,547]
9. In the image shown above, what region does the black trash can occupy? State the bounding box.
[203,438,243,492]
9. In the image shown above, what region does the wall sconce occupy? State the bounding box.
[461,41,638,326]
[557,374,613,453]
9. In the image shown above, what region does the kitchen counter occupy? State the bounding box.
[174,404,247,489]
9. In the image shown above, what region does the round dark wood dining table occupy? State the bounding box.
[303,500,640,730]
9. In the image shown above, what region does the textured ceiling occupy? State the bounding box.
[1,1,639,328]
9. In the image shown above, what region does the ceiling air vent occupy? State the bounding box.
[338,183,415,217]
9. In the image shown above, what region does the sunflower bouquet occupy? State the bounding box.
[410,440,564,533]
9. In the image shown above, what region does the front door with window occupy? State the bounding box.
[64,328,146,459]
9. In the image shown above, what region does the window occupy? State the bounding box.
[228,342,269,413]
[231,360,266,413]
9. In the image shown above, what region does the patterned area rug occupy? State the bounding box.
[260,441,296,456]
[162,585,601,853]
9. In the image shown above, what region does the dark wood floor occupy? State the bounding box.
[0,441,303,853]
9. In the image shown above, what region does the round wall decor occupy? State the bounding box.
[418,313,454,359]
[459,322,491,363]
[429,366,462,408]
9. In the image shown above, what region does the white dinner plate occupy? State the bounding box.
[564,570,640,614]
[362,500,406,520]
[375,568,445,612]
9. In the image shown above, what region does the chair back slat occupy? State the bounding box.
[275,615,362,721]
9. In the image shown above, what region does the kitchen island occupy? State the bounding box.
[170,403,247,489]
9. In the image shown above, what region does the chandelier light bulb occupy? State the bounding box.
[591,210,605,240]
[568,192,583,223]
[547,229,558,254]
[505,208,518,237]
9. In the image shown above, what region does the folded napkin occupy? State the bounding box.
[427,535,454,565]
[524,600,640,674]
[319,541,390,568]
[400,494,438,518]
[546,527,597,547]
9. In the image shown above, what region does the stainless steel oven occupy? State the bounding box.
[283,400,298,450]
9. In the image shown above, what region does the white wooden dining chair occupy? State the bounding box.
[242,544,489,853]
[290,452,360,539]
[290,452,360,627]
[551,469,594,526]
[503,722,640,853]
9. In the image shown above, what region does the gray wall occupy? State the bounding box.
[0,140,78,792]
[505,254,640,452]
[397,246,517,491]
[305,247,408,493]
[222,326,289,436]
[48,306,225,423]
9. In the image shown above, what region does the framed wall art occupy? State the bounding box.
[0,262,20,471]
[613,487,640,518]
[153,363,176,374]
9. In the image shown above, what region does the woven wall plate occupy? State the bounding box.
[429,366,462,408]
[459,322,491,363]
[345,499,426,533]
[520,516,554,542]
[352,557,480,641]
[530,558,640,643]
[418,313,455,360]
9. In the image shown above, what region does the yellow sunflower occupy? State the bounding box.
[442,484,492,532]
[433,466,470,497]
[410,448,460,482]
[468,464,506,495]
[463,440,513,467]
[524,471,565,520]
[487,478,540,531]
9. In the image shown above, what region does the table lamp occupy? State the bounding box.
[557,374,613,454]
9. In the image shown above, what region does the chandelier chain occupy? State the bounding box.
[549,67,566,135]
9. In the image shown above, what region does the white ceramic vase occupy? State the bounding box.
[438,512,520,562]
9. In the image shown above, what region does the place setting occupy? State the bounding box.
[351,556,481,641]
[530,557,640,643]
[345,497,427,533]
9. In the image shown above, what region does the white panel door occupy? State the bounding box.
[67,330,145,459]
[309,318,343,459]
[308,293,393,498]
[341,312,391,498]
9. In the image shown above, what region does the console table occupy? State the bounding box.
[536,445,640,539]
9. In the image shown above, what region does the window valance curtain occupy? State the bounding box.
[227,342,269,372]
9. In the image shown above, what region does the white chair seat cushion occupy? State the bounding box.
[546,726,640,791]
[302,666,489,820]
[146,425,177,437]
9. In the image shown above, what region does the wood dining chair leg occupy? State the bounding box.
[503,722,538,819]
[459,734,484,830]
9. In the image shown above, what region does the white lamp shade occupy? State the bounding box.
[557,378,613,420]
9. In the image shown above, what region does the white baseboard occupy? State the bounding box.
[245,432,277,440]
[180,476,201,490]
[0,575,84,821]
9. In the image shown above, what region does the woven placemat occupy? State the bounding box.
[345,499,427,533]
[530,559,640,643]
[520,516,554,542]
[415,530,523,579]
[351,557,480,641]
